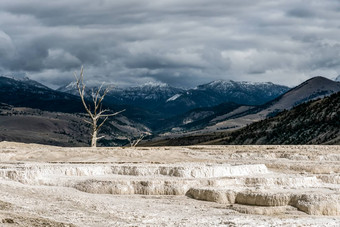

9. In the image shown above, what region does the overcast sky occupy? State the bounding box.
[1,0,340,88]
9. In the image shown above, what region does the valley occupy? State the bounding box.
[0,75,339,147]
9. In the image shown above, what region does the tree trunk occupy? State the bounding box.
[91,121,97,147]
[91,130,97,147]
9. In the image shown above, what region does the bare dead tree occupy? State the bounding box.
[127,132,151,147]
[74,66,124,147]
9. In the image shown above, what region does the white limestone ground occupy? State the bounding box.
[0,142,339,226]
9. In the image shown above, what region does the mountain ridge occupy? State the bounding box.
[1,75,339,146]
[58,79,290,116]
[157,80,290,115]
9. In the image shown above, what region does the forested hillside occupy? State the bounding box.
[215,91,340,145]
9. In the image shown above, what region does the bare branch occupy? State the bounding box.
[74,66,93,119]
[97,109,111,116]
[129,132,151,147]
[93,83,105,113]
[99,109,125,118]
[97,116,109,131]
[96,83,104,102]
[83,119,92,125]
[97,136,105,140]
[133,135,145,147]
[98,86,110,104]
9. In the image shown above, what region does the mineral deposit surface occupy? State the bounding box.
[0,142,339,226]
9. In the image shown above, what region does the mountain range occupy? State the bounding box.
[160,80,289,115]
[58,81,184,112]
[58,80,289,116]
[0,75,339,146]
[155,76,340,136]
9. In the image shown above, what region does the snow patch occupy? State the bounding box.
[166,94,182,102]
[65,81,77,89]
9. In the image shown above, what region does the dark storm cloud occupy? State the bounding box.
[287,8,316,18]
[0,0,340,88]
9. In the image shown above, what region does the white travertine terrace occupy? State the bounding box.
[0,142,339,226]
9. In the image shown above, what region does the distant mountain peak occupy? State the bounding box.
[196,79,285,91]
[295,76,335,89]
[306,76,330,81]
[262,76,340,115]
[208,79,276,86]
[1,75,19,81]
[65,81,77,89]
[0,75,49,90]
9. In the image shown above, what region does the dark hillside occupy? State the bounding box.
[215,91,340,145]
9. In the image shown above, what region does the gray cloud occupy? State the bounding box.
[0,0,340,89]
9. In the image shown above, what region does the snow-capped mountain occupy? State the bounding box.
[58,79,289,116]
[57,81,78,94]
[57,81,122,95]
[194,80,289,104]
[161,80,290,115]
[20,77,51,90]
[58,81,184,111]
[112,82,182,101]
[0,75,50,90]
[335,75,340,82]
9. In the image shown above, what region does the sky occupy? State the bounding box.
[0,0,340,89]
